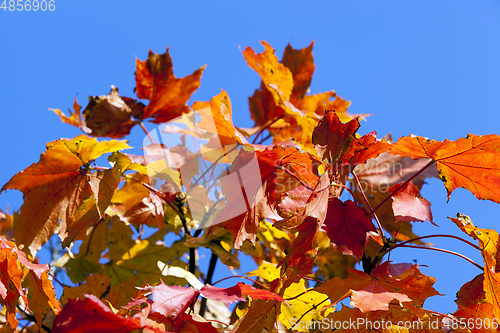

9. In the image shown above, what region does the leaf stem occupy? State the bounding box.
[252,115,284,144]
[88,166,110,171]
[140,122,155,144]
[17,305,51,332]
[368,159,435,217]
[49,273,67,288]
[387,244,483,270]
[396,234,480,251]
[284,288,314,301]
[186,145,239,198]
[290,298,329,330]
[256,133,272,145]
[212,275,268,289]
[279,166,314,192]
[352,171,386,242]
[330,182,356,201]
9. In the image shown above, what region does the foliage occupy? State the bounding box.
[1,41,500,332]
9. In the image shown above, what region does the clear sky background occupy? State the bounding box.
[1,0,500,315]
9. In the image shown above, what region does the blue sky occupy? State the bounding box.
[1,0,500,314]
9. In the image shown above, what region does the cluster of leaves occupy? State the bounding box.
[1,40,500,332]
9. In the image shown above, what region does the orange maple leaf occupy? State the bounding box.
[389,134,500,204]
[315,262,440,313]
[135,48,205,123]
[210,146,320,248]
[0,237,60,330]
[1,135,129,254]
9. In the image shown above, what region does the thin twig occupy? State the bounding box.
[284,289,314,301]
[212,275,268,289]
[301,276,325,284]
[83,219,103,257]
[17,305,51,332]
[256,133,272,145]
[186,145,239,198]
[88,166,110,171]
[388,244,483,270]
[252,115,284,144]
[396,234,480,251]
[140,122,155,144]
[330,182,357,202]
[49,273,67,288]
[290,298,329,330]
[199,250,219,317]
[352,171,386,242]
[279,167,314,192]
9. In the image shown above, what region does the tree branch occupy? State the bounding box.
[352,171,386,242]
[199,245,219,317]
[140,122,154,144]
[17,305,51,332]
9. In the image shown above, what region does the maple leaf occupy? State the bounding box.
[0,243,27,329]
[455,273,484,308]
[275,168,329,231]
[210,146,320,248]
[275,185,310,229]
[355,136,439,189]
[51,98,92,134]
[281,41,315,101]
[243,41,294,106]
[147,282,199,320]
[454,304,497,333]
[279,278,332,329]
[82,86,141,138]
[351,131,391,166]
[389,134,500,204]
[452,273,496,333]
[244,42,325,149]
[297,91,367,123]
[51,295,143,333]
[23,271,61,328]
[323,199,376,260]
[1,135,129,254]
[60,273,111,306]
[166,313,220,333]
[353,145,439,244]
[234,299,281,333]
[245,41,364,144]
[312,110,364,164]
[104,233,186,287]
[191,89,248,148]
[146,280,283,320]
[135,48,205,123]
[0,209,16,240]
[0,237,60,330]
[235,268,298,333]
[315,262,440,313]
[450,216,500,318]
[108,171,166,229]
[278,216,321,275]
[390,180,433,223]
[314,232,357,281]
[52,87,143,138]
